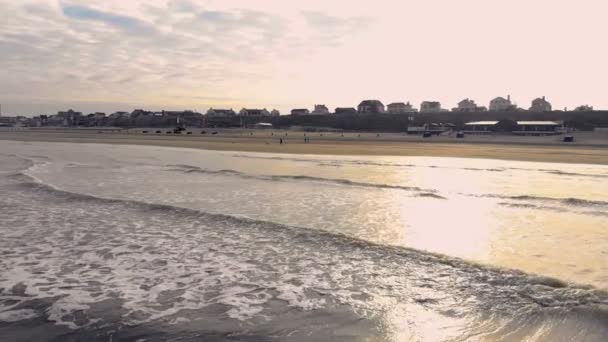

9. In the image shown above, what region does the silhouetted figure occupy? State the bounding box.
[280,138,283,144]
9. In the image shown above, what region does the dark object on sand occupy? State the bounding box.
[423,131,432,138]
[201,131,207,134]
[187,132,192,135]
[166,131,172,134]
[212,131,218,135]
[142,131,148,134]
[156,131,162,134]
[563,135,574,142]
[456,132,465,138]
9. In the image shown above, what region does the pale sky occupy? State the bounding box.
[1,0,607,115]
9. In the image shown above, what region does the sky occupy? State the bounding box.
[1,0,607,116]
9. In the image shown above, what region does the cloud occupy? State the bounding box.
[0,0,376,115]
[62,4,157,35]
[301,11,373,46]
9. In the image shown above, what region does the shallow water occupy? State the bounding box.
[0,140,607,341]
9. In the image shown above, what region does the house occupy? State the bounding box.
[513,121,560,135]
[312,104,329,115]
[529,96,552,112]
[453,98,485,112]
[387,102,417,114]
[270,109,281,116]
[420,101,442,113]
[463,121,499,134]
[131,109,152,117]
[489,95,514,111]
[574,105,593,111]
[357,100,385,114]
[291,108,310,115]
[335,107,357,115]
[206,108,236,117]
[239,108,270,116]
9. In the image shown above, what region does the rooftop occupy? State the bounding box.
[517,121,560,126]
[465,121,499,125]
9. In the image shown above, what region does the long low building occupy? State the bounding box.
[463,120,562,135]
[463,121,499,134]
[513,121,561,135]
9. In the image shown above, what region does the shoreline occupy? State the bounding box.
[2,129,608,165]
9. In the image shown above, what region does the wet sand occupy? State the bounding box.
[2,128,608,165]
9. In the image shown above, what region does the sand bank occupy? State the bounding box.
[2,129,608,165]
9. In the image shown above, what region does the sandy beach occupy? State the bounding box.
[2,128,608,164]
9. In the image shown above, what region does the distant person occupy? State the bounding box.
[280,138,283,144]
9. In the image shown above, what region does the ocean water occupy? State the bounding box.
[0,140,607,341]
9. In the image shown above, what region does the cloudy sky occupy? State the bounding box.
[1,0,607,115]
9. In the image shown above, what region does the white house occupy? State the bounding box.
[206,108,236,117]
[453,98,483,112]
[529,96,552,112]
[312,104,330,114]
[239,108,270,116]
[489,95,512,111]
[420,101,442,113]
[387,102,417,114]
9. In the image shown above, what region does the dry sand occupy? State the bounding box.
[2,128,608,165]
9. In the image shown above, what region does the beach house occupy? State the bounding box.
[239,108,270,116]
[206,108,236,117]
[357,100,385,114]
[387,102,416,114]
[335,107,357,115]
[453,99,486,112]
[291,108,310,115]
[420,101,442,113]
[312,105,330,115]
[489,96,513,111]
[529,97,552,112]
[574,105,593,111]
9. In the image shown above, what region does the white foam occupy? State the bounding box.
[0,309,39,322]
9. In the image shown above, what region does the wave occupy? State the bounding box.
[486,194,608,209]
[10,172,608,298]
[169,165,608,211]
[167,165,437,193]
[230,154,608,178]
[5,171,608,341]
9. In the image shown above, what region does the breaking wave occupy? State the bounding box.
[167,165,437,193]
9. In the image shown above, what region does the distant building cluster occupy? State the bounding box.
[277,95,577,115]
[0,95,601,129]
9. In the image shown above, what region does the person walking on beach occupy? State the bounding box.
[280,138,283,144]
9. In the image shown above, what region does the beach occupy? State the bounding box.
[2,128,608,165]
[1,140,607,340]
